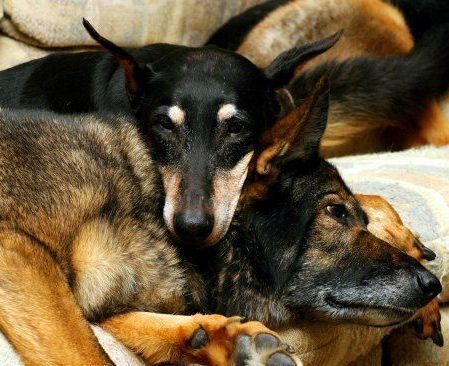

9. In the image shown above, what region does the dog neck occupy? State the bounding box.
[184,191,304,327]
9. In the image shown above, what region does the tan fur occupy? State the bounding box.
[0,229,111,366]
[209,151,254,245]
[71,218,187,319]
[160,166,182,237]
[0,111,294,365]
[356,194,424,259]
[237,0,449,156]
[101,313,278,365]
[356,194,442,339]
[160,151,255,246]
[168,105,186,125]
[404,100,449,147]
[217,104,238,122]
[237,0,413,68]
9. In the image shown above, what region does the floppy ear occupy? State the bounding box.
[82,19,152,110]
[264,31,342,88]
[256,76,330,175]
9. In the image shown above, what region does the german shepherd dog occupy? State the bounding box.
[207,0,449,157]
[0,77,442,365]
[0,20,339,249]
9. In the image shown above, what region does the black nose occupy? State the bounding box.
[173,210,214,242]
[417,271,442,299]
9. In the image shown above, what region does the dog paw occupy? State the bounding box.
[187,314,299,366]
[413,299,444,347]
[410,237,436,262]
[233,333,298,366]
[356,194,436,262]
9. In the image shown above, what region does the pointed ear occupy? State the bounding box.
[82,18,152,110]
[264,31,342,88]
[256,76,330,175]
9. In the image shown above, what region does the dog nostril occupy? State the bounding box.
[173,211,214,241]
[417,271,442,299]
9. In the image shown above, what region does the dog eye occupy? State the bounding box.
[326,204,348,220]
[155,116,175,131]
[227,119,246,135]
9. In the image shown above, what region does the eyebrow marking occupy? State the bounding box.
[217,104,237,122]
[168,106,186,125]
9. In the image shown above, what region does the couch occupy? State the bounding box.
[0,1,447,365]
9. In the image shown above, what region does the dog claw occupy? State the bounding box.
[431,331,444,347]
[188,315,300,365]
[422,246,436,261]
[413,299,442,346]
[285,344,296,354]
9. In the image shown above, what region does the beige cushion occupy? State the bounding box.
[0,0,263,48]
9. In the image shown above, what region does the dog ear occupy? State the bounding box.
[256,76,330,175]
[264,31,342,88]
[82,19,152,110]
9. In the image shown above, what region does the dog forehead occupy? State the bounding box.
[158,47,265,86]
[183,47,260,72]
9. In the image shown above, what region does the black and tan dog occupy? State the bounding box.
[0,78,442,365]
[0,20,339,249]
[207,0,449,157]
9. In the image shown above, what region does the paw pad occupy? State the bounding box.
[267,352,296,366]
[234,333,298,366]
[189,326,209,349]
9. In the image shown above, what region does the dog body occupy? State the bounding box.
[0,80,441,363]
[0,110,303,366]
[0,111,189,319]
[207,0,449,157]
[0,21,341,249]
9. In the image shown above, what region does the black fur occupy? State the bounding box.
[0,21,338,246]
[0,44,176,113]
[0,88,440,341]
[205,0,449,155]
[288,24,449,128]
[388,0,449,41]
[195,86,442,327]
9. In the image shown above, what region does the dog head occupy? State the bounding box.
[239,78,441,327]
[83,19,341,247]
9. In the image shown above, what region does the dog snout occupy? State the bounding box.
[173,209,214,243]
[416,269,442,300]
[173,189,214,243]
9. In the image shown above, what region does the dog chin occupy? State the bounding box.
[322,295,415,327]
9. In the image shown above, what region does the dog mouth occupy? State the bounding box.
[324,295,415,327]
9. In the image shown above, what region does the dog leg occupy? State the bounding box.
[355,194,443,346]
[413,299,443,346]
[0,230,113,365]
[355,194,436,261]
[101,312,299,365]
